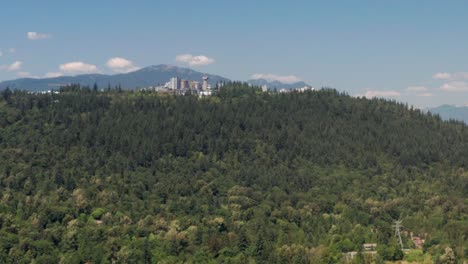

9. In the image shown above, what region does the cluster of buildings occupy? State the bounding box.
[146,76,224,97]
[260,84,315,93]
[28,90,60,95]
[279,86,315,93]
[145,77,316,96]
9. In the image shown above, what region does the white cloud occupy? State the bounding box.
[27,32,51,40]
[1,61,22,71]
[440,81,468,92]
[17,71,38,78]
[433,72,451,80]
[175,54,215,66]
[360,90,401,98]
[59,61,99,74]
[453,72,468,80]
[433,71,468,81]
[106,57,140,73]
[44,72,63,78]
[251,73,301,84]
[418,92,433,97]
[407,86,428,92]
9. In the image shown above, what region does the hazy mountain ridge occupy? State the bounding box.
[0,65,230,91]
[429,104,468,123]
[0,66,314,92]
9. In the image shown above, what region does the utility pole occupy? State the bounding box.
[393,220,404,250]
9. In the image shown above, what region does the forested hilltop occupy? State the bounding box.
[0,83,466,263]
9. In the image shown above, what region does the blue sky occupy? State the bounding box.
[1,0,468,107]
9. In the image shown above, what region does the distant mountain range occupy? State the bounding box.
[3,68,467,125]
[0,65,313,92]
[428,105,468,124]
[0,65,230,92]
[247,79,311,90]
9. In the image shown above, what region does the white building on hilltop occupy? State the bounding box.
[297,86,314,92]
[170,77,180,90]
[199,90,212,98]
[202,76,209,91]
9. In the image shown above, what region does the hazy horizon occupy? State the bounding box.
[1,1,468,108]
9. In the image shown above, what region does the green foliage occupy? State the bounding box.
[404,249,425,262]
[0,84,466,262]
[377,241,404,261]
[439,247,457,264]
[91,208,106,219]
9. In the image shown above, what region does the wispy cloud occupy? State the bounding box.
[1,61,22,71]
[106,57,140,73]
[27,32,51,40]
[176,54,215,66]
[433,72,451,80]
[9,48,15,54]
[440,81,468,92]
[250,73,301,84]
[59,61,99,74]
[417,92,433,97]
[452,72,468,80]
[433,71,468,81]
[431,71,468,92]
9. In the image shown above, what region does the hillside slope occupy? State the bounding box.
[0,84,466,263]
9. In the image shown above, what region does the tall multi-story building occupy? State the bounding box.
[190,80,201,90]
[170,77,180,90]
[180,79,189,90]
[202,76,209,91]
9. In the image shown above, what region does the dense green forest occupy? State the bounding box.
[0,84,466,263]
